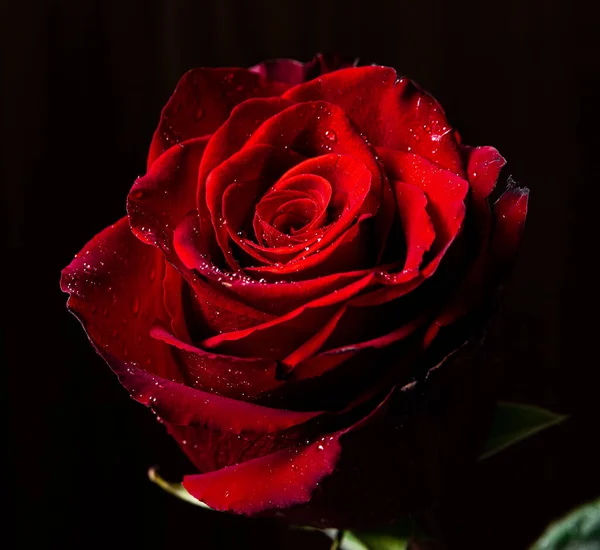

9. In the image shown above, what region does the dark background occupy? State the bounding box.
[3,0,599,548]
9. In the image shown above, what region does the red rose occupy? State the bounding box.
[61,54,528,528]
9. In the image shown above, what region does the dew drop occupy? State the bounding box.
[324,129,336,142]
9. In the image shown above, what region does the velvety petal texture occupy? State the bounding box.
[62,54,528,528]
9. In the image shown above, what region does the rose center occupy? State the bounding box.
[253,174,332,247]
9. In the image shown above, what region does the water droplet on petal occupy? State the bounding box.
[324,129,336,142]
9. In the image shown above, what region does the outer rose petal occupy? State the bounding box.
[490,185,529,264]
[109,360,322,472]
[184,340,496,528]
[184,435,342,516]
[283,66,464,175]
[423,198,493,347]
[148,68,288,167]
[60,217,181,381]
[249,53,358,85]
[424,184,529,346]
[464,145,506,200]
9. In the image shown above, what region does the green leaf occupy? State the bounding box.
[480,401,567,460]
[148,467,210,508]
[342,531,408,550]
[326,520,414,550]
[530,498,600,549]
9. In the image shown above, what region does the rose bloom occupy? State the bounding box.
[61,54,528,528]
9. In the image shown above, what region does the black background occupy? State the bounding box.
[3,0,600,548]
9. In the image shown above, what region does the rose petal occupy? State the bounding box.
[148,69,288,167]
[111,360,321,472]
[60,217,181,380]
[150,323,282,399]
[293,313,426,381]
[281,306,348,372]
[162,261,192,342]
[128,137,209,254]
[283,66,464,175]
[249,53,358,85]
[200,274,376,358]
[394,181,436,272]
[424,184,529,347]
[184,434,342,515]
[378,148,468,276]
[423,198,493,347]
[464,145,506,200]
[490,184,529,264]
